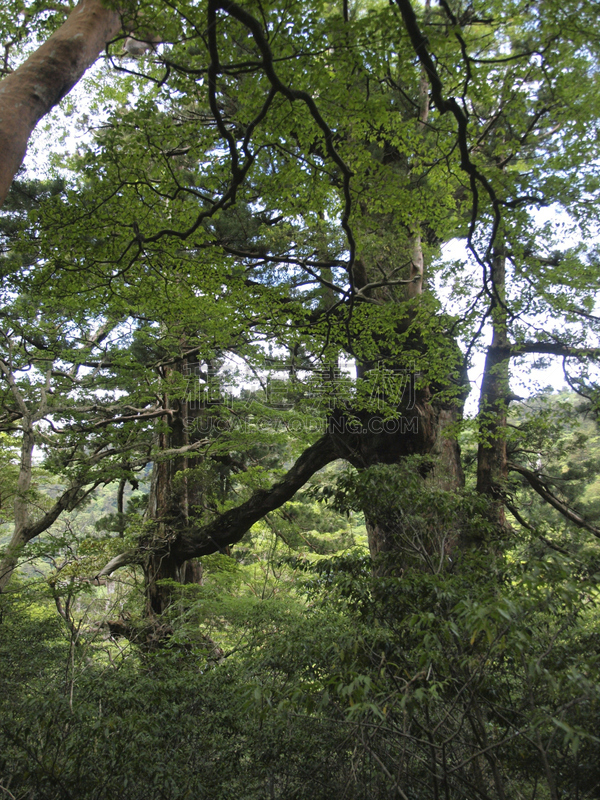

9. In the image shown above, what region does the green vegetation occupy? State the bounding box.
[2,452,600,798]
[1,0,600,797]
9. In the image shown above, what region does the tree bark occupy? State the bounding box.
[143,359,208,615]
[345,218,465,560]
[475,243,510,535]
[341,397,464,565]
[0,0,121,206]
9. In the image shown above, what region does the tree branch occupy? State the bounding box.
[0,0,121,205]
[509,462,600,538]
[97,433,338,577]
[511,343,600,359]
[393,0,501,253]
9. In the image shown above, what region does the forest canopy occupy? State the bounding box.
[1,1,600,798]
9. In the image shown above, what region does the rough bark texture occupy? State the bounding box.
[144,361,208,615]
[137,399,463,574]
[344,222,465,559]
[96,75,467,598]
[357,399,464,563]
[0,0,121,206]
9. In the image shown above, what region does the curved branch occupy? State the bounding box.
[178,433,338,558]
[393,0,501,257]
[98,433,339,577]
[95,549,137,580]
[0,480,103,592]
[509,462,600,538]
[212,0,356,270]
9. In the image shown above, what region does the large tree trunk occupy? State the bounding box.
[327,339,465,565]
[0,0,121,206]
[343,206,465,562]
[331,392,465,565]
[144,360,208,616]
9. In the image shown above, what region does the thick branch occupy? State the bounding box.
[0,480,102,592]
[476,244,509,530]
[511,343,600,359]
[96,549,136,578]
[178,433,338,558]
[97,433,338,577]
[0,0,121,206]
[23,483,102,543]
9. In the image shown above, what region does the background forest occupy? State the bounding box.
[1,0,600,797]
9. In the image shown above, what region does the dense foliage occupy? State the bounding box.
[1,0,600,797]
[2,464,600,798]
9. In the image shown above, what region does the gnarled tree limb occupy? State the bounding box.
[97,433,339,578]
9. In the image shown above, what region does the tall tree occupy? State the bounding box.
[2,0,600,606]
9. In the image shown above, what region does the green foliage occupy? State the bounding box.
[3,486,600,799]
[3,1,600,798]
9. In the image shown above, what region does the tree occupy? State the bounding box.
[3,6,600,796]
[1,0,600,608]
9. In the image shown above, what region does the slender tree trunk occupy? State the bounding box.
[0,420,35,592]
[475,243,510,534]
[407,233,424,298]
[407,19,429,300]
[0,0,121,206]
